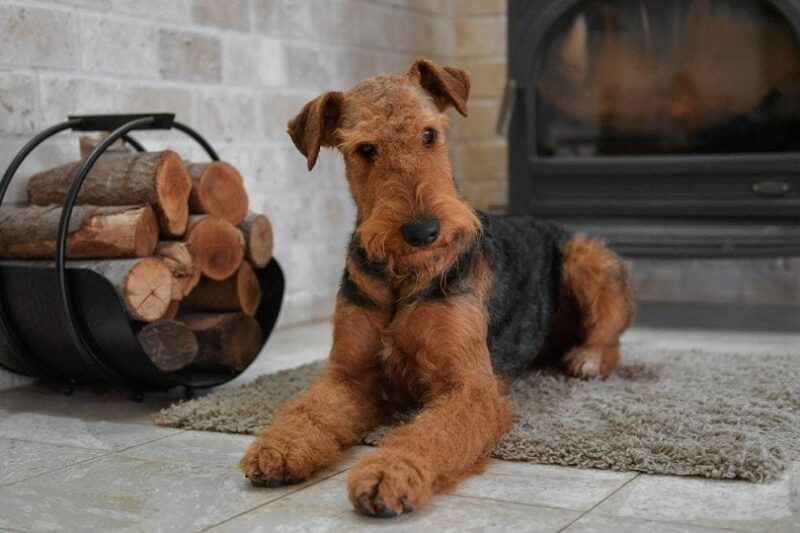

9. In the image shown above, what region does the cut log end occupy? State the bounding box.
[122,258,174,322]
[136,320,198,372]
[186,216,245,281]
[236,263,262,316]
[241,214,273,269]
[155,152,193,237]
[156,241,201,299]
[187,162,249,225]
[160,299,181,320]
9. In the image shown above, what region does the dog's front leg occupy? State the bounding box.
[240,302,389,487]
[347,302,513,517]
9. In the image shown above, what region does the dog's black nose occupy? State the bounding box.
[401,217,440,247]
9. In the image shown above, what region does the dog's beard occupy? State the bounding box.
[356,194,481,286]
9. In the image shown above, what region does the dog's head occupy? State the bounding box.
[287,58,481,278]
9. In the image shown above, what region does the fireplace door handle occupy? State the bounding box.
[496,78,518,137]
[752,181,792,197]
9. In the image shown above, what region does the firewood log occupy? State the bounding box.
[186,162,249,225]
[26,151,192,237]
[0,205,158,259]
[155,241,200,299]
[181,262,261,316]
[79,134,130,159]
[184,215,244,281]
[136,320,198,372]
[179,313,262,372]
[239,213,273,269]
[70,258,173,322]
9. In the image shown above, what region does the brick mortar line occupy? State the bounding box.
[454,14,507,22]
[456,137,507,146]
[0,47,432,87]
[350,0,454,19]
[455,53,507,62]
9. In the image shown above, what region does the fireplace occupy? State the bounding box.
[507,0,800,257]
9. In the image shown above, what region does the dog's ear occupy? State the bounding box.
[287,91,344,171]
[409,58,470,117]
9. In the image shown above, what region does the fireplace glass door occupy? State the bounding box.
[536,0,800,157]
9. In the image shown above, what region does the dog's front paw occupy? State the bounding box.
[239,437,309,488]
[347,451,433,518]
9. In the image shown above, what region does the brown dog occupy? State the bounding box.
[240,58,635,517]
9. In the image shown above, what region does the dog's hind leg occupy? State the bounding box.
[556,234,635,379]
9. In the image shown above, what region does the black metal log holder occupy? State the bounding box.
[0,114,284,398]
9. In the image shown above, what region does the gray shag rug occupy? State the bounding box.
[156,346,800,482]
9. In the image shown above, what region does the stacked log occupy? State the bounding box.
[185,215,245,281]
[0,145,275,375]
[0,205,158,259]
[26,151,193,237]
[187,162,248,225]
[182,262,262,316]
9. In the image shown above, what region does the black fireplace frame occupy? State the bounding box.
[507,0,800,257]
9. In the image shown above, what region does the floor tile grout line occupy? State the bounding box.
[201,466,354,532]
[0,429,187,489]
[557,473,641,532]
[0,450,114,490]
[0,436,110,453]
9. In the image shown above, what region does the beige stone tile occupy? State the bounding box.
[337,445,374,470]
[456,19,505,58]
[0,433,352,532]
[455,141,508,180]
[0,385,181,451]
[592,465,799,532]
[120,429,254,466]
[451,459,636,511]
[459,175,508,211]
[0,439,104,486]
[122,430,371,473]
[457,100,503,140]
[564,513,732,532]
[465,60,507,99]
[457,0,506,16]
[211,470,582,532]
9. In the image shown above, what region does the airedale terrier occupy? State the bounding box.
[240,58,635,517]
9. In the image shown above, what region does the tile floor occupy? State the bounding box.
[0,322,798,532]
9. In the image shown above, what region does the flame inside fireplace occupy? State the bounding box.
[537,0,800,156]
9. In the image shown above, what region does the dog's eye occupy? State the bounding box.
[357,144,378,160]
[422,128,437,146]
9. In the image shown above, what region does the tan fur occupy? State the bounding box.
[241,59,634,517]
[555,234,635,379]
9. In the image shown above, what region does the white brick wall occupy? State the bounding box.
[0,0,456,389]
